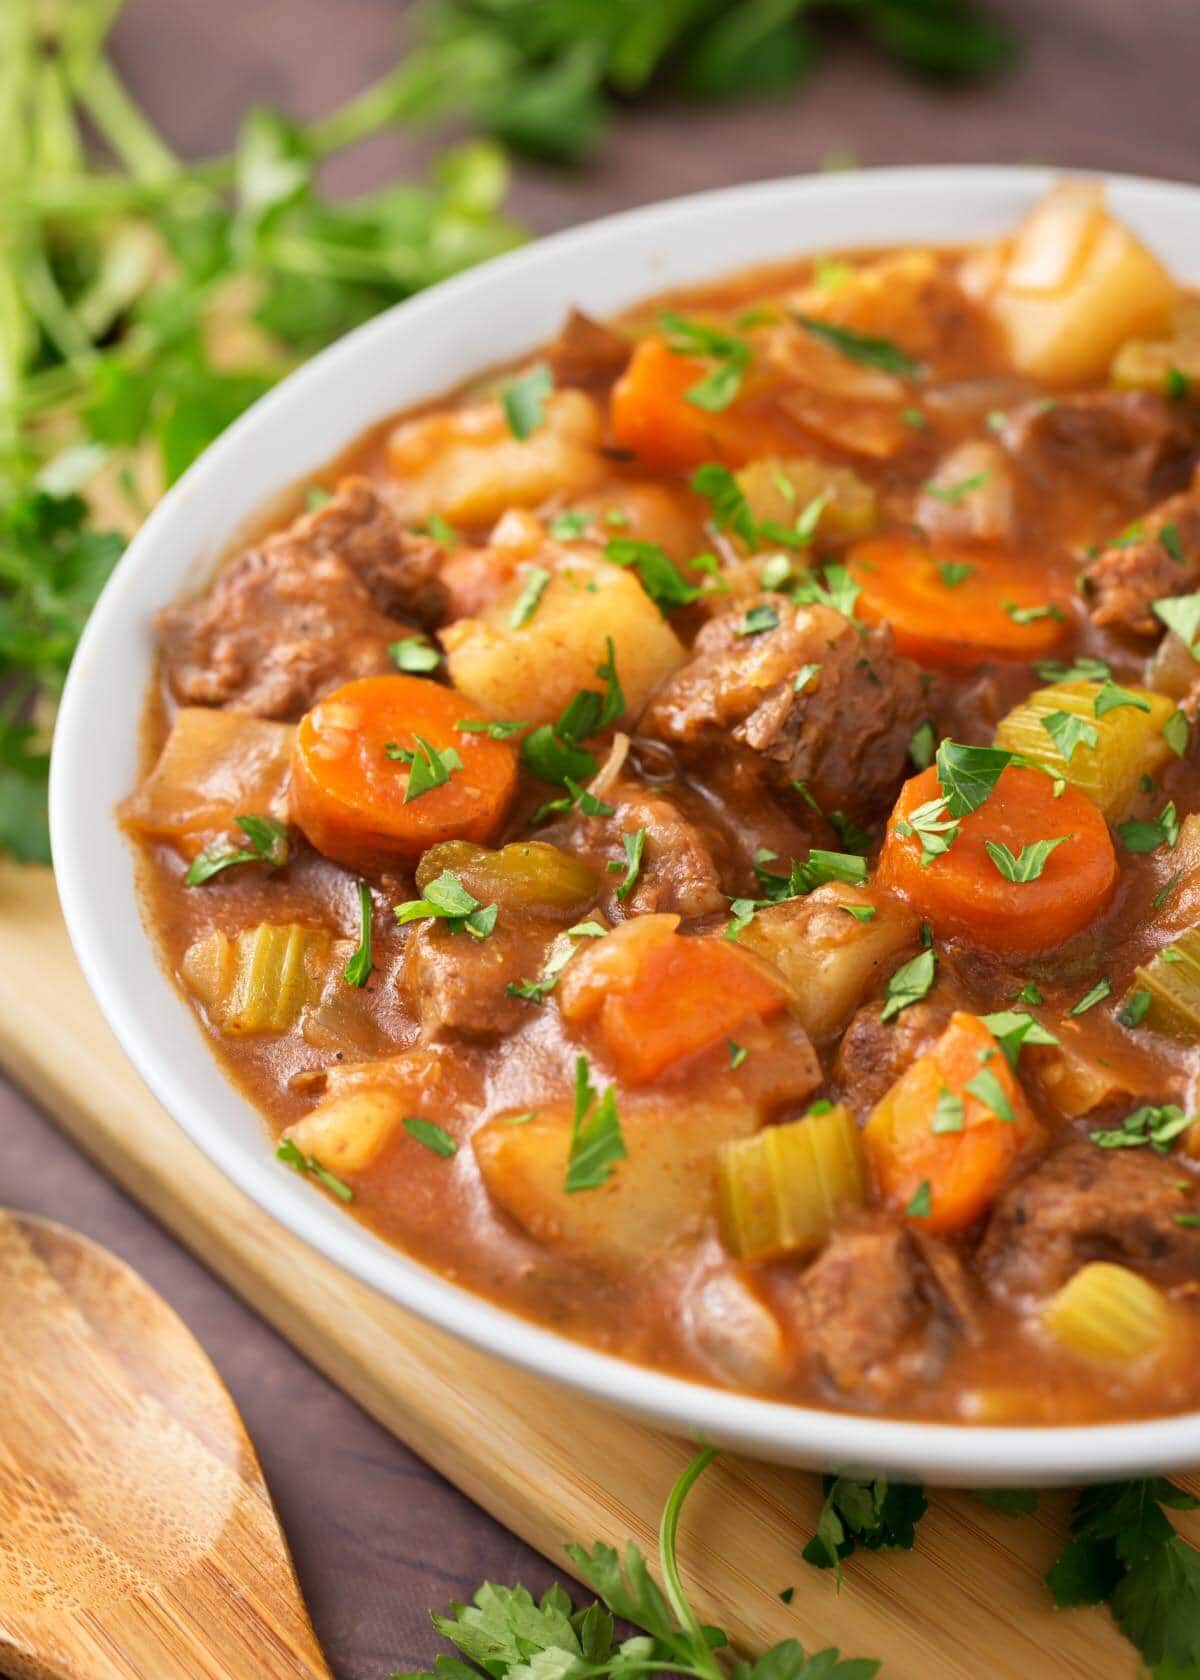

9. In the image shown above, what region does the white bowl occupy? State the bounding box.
[52,166,1200,1484]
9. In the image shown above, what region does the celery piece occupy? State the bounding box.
[1043,1262,1170,1363]
[716,1103,866,1261]
[994,678,1175,818]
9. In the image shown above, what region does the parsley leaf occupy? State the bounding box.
[606,538,700,609]
[390,635,441,672]
[984,834,1070,882]
[501,362,553,439]
[390,733,463,802]
[456,717,529,739]
[1035,655,1111,683]
[935,739,1016,816]
[394,869,497,938]
[185,813,290,885]
[565,1055,625,1193]
[1041,709,1098,764]
[509,563,552,628]
[691,462,756,545]
[614,827,646,900]
[1090,1103,1194,1153]
[402,1116,458,1157]
[926,470,989,505]
[803,1476,928,1579]
[964,1066,1014,1121]
[660,311,751,412]
[277,1137,353,1201]
[880,947,936,1022]
[1094,680,1151,718]
[1070,976,1112,1016]
[792,313,923,378]
[1117,800,1179,854]
[978,1009,1058,1066]
[932,1087,965,1133]
[343,880,374,987]
[1153,591,1200,653]
[908,719,936,770]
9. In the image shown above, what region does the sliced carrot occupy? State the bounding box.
[610,338,789,472]
[558,914,787,1084]
[846,535,1071,668]
[864,1011,1042,1234]
[878,764,1117,956]
[291,675,517,874]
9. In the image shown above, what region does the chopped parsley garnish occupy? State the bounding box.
[185,813,290,885]
[908,719,936,770]
[1153,591,1200,653]
[901,406,928,429]
[614,827,646,900]
[1094,680,1151,718]
[793,560,861,621]
[1041,710,1098,764]
[984,835,1070,883]
[276,1137,353,1202]
[1118,990,1152,1029]
[1167,365,1191,401]
[1016,980,1043,1005]
[565,1055,625,1193]
[828,810,872,853]
[1070,976,1112,1016]
[759,552,793,589]
[1035,654,1111,683]
[792,312,923,378]
[343,880,374,987]
[905,1179,933,1217]
[424,512,458,548]
[1164,710,1190,757]
[794,661,822,693]
[964,1066,1015,1121]
[387,733,463,802]
[605,538,700,610]
[521,639,623,787]
[1090,1103,1193,1153]
[1003,599,1063,625]
[727,1039,748,1069]
[509,563,553,628]
[549,509,590,540]
[659,311,751,412]
[394,869,497,939]
[501,362,553,439]
[456,717,528,739]
[390,635,441,672]
[932,1087,965,1133]
[978,1009,1058,1066]
[403,1116,458,1157]
[690,462,756,545]
[1118,800,1179,854]
[895,793,958,865]
[926,470,989,505]
[840,902,877,922]
[735,602,781,637]
[1161,521,1184,564]
[1153,869,1185,910]
[880,947,936,1022]
[508,924,599,1003]
[937,560,975,588]
[803,1474,928,1579]
[934,739,1016,816]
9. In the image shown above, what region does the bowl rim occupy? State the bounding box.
[50,164,1200,1484]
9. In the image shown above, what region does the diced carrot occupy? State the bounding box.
[558,914,787,1083]
[291,675,517,874]
[878,765,1117,956]
[846,535,1071,668]
[864,1011,1042,1234]
[610,338,789,472]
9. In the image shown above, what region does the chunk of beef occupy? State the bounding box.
[979,1139,1200,1299]
[834,1000,951,1117]
[545,308,632,387]
[1083,473,1200,636]
[640,599,927,821]
[403,920,555,1041]
[575,779,728,920]
[779,1214,978,1403]
[159,479,446,718]
[1001,391,1196,504]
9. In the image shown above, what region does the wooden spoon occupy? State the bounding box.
[0,1211,332,1680]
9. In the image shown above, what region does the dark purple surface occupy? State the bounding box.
[6,1,1198,1672]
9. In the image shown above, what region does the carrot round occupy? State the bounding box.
[559,914,787,1084]
[291,675,517,873]
[863,1011,1041,1234]
[878,765,1117,955]
[610,338,788,472]
[846,535,1071,668]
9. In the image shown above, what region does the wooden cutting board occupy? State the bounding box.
[2,857,1196,1680]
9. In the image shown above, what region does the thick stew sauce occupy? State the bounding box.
[125,184,1200,1425]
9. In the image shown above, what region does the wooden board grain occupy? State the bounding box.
[1,857,1197,1680]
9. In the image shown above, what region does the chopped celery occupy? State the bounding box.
[181,923,333,1035]
[716,1103,867,1262]
[994,678,1175,818]
[416,839,598,912]
[1043,1261,1170,1363]
[1125,927,1200,1041]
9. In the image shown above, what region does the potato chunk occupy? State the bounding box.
[386,388,606,525]
[737,884,918,1040]
[120,708,293,848]
[962,182,1176,383]
[285,1048,480,1175]
[442,547,685,727]
[474,1094,761,1270]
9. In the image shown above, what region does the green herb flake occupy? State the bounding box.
[614,827,646,901]
[390,635,441,673]
[727,1039,749,1070]
[403,1116,458,1157]
[501,362,553,440]
[908,719,936,770]
[840,901,876,922]
[1118,990,1152,1029]
[984,834,1070,883]
[905,1179,933,1218]
[456,717,528,739]
[343,880,374,987]
[1164,710,1190,757]
[1042,709,1099,764]
[660,311,752,413]
[276,1137,353,1202]
[549,509,590,540]
[937,560,975,588]
[932,1087,965,1134]
[880,947,937,1022]
[185,813,290,885]
[509,564,553,629]
[1118,800,1179,854]
[1003,599,1064,626]
[927,470,989,506]
[1090,1103,1193,1153]
[793,313,923,378]
[691,462,755,546]
[1167,365,1191,401]
[1153,592,1200,654]
[394,869,497,939]
[1094,680,1152,718]
[565,1055,625,1193]
[935,739,1016,816]
[605,538,700,610]
[1070,976,1112,1016]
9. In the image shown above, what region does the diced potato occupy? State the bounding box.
[1125,926,1200,1042]
[735,457,876,546]
[716,1104,867,1262]
[1111,299,1200,393]
[474,1094,761,1270]
[415,839,598,914]
[442,548,686,727]
[993,678,1175,819]
[737,885,918,1040]
[181,923,332,1036]
[285,1046,478,1173]
[962,182,1177,383]
[915,440,1016,543]
[1043,1262,1170,1363]
[286,1088,407,1174]
[120,708,294,846]
[386,388,606,525]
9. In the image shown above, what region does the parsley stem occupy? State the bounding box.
[71,54,179,184]
[658,1446,723,1680]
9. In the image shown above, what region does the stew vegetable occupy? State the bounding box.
[122,182,1200,1425]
